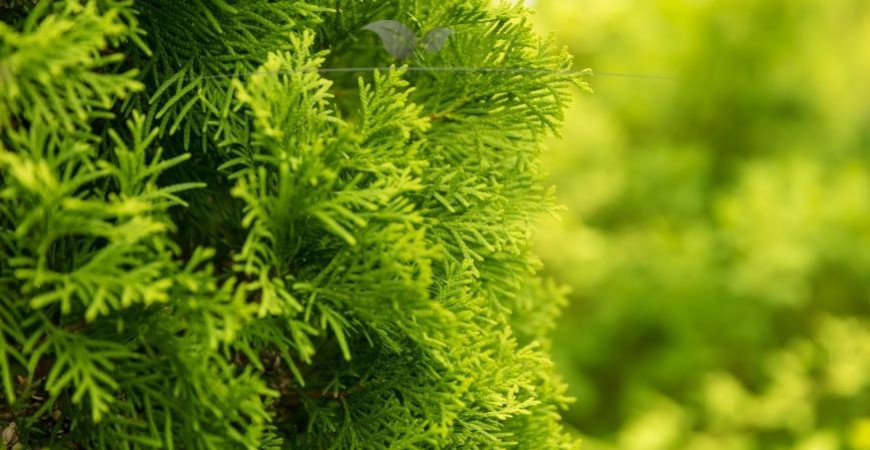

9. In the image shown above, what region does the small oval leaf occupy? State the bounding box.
[362,20,417,59]
[422,27,455,53]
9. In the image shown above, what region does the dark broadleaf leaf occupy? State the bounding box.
[362,20,417,58]
[422,27,455,53]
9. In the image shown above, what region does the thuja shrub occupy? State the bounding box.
[0,1,585,448]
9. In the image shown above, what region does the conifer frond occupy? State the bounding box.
[0,0,142,131]
[1,0,582,447]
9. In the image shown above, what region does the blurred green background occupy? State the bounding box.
[528,1,870,449]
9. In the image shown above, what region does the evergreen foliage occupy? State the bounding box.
[0,0,584,448]
[533,1,870,449]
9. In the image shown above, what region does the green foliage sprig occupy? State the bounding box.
[0,1,585,448]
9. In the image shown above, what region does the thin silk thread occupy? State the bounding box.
[186,67,671,82]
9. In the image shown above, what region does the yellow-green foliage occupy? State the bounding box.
[0,1,583,448]
[532,1,870,449]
